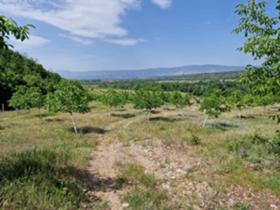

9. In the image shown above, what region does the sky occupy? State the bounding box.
[0,0,277,72]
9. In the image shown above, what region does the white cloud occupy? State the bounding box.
[10,35,50,50]
[0,0,172,46]
[70,37,93,45]
[151,0,172,9]
[105,38,145,46]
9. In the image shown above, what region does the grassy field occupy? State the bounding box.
[0,102,279,210]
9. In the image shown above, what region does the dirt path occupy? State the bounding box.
[85,111,280,210]
[85,111,204,209]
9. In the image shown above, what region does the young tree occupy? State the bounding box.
[9,86,30,112]
[199,89,230,127]
[170,92,191,109]
[0,16,34,49]
[26,87,45,119]
[102,90,128,110]
[228,90,247,118]
[45,80,91,135]
[9,86,45,118]
[133,90,163,113]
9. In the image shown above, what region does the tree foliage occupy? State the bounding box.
[235,0,280,97]
[45,80,90,114]
[170,92,191,108]
[0,16,34,49]
[0,48,61,109]
[101,89,129,109]
[133,90,164,112]
[199,89,231,127]
[45,80,91,135]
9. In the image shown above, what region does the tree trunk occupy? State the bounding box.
[238,109,242,119]
[39,108,42,120]
[202,114,208,128]
[1,103,4,112]
[70,112,78,135]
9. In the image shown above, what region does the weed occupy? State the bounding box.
[233,202,250,210]
[125,188,168,210]
[264,173,280,194]
[120,164,157,187]
[268,131,280,157]
[215,156,243,174]
[190,134,201,145]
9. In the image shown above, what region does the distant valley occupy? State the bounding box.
[58,65,244,81]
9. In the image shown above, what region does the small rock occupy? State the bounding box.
[271,204,278,209]
[122,203,129,208]
[162,183,171,190]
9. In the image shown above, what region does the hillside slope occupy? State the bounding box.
[0,49,61,109]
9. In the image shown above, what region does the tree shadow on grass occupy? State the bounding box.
[0,149,125,208]
[68,126,109,135]
[149,116,184,122]
[111,113,136,119]
[234,115,256,119]
[44,118,64,122]
[75,168,126,192]
[210,121,240,131]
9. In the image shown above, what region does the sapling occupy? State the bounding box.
[170,91,191,110]
[133,90,163,118]
[9,86,31,113]
[199,89,230,127]
[45,80,91,135]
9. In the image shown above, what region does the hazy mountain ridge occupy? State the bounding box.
[58,65,244,81]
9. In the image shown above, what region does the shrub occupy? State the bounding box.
[189,134,201,145]
[268,131,280,157]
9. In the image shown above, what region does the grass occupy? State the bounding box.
[1,103,280,209]
[125,188,168,210]
[120,164,157,187]
[0,149,87,210]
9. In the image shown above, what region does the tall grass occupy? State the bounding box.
[0,149,88,210]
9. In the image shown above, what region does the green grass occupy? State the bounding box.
[0,149,88,210]
[125,188,169,210]
[1,103,280,209]
[120,164,157,187]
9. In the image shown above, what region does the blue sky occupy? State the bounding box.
[0,0,277,72]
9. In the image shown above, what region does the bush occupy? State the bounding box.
[190,134,201,145]
[268,131,280,157]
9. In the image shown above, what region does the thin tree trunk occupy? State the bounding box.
[39,108,42,120]
[70,112,78,135]
[202,114,208,128]
[238,109,242,119]
[1,103,4,112]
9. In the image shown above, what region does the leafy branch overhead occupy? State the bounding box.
[0,16,35,49]
[234,0,280,96]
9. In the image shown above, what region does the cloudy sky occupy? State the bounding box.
[0,0,276,72]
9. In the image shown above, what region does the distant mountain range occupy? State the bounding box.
[57,65,244,81]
